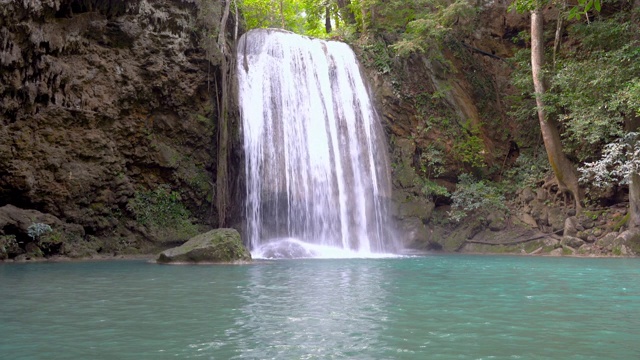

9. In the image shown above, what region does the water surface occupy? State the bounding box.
[1,255,639,359]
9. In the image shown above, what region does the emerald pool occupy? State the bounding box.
[1,255,639,359]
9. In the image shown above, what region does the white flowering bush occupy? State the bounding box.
[27,223,53,241]
[579,132,640,188]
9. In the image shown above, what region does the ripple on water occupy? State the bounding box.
[0,256,639,359]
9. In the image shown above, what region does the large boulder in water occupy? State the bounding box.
[157,229,251,264]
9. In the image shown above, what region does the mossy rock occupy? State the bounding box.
[439,219,485,252]
[157,228,251,264]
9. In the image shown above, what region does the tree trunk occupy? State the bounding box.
[625,112,640,228]
[360,1,367,32]
[531,6,582,212]
[279,0,286,28]
[216,0,232,227]
[336,0,356,24]
[325,6,332,33]
[552,0,566,66]
[217,1,230,47]
[630,172,640,229]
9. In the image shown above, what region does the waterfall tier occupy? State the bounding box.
[237,29,395,258]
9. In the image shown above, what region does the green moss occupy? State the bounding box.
[613,213,630,232]
[524,240,544,253]
[157,229,251,264]
[127,186,199,243]
[612,246,623,256]
[584,210,605,221]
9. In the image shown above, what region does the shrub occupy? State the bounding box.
[448,174,507,222]
[27,223,52,241]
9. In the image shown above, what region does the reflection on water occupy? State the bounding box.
[1,256,639,359]
[233,260,390,358]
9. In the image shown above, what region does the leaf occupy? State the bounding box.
[584,0,593,13]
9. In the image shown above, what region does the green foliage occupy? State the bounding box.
[548,16,640,160]
[240,0,357,36]
[360,40,394,74]
[502,149,550,188]
[420,179,450,198]
[452,127,485,168]
[241,0,306,32]
[38,230,66,255]
[448,174,508,222]
[127,186,199,242]
[507,9,639,164]
[391,0,475,59]
[0,235,19,259]
[567,0,602,21]
[419,144,446,178]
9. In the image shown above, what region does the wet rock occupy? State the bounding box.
[398,217,431,248]
[157,229,251,264]
[256,239,317,259]
[391,190,435,220]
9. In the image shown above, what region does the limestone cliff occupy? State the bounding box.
[0,0,233,258]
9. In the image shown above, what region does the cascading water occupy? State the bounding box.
[237,29,396,258]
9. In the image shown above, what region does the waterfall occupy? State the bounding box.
[237,29,395,258]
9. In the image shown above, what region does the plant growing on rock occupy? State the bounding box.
[579,132,640,229]
[127,186,199,242]
[579,133,640,189]
[448,174,508,222]
[27,223,52,241]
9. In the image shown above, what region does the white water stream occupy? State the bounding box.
[237,29,395,258]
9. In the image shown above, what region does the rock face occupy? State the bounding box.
[157,228,251,264]
[0,0,238,256]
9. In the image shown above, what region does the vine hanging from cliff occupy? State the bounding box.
[215,0,239,227]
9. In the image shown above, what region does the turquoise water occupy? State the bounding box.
[1,256,639,359]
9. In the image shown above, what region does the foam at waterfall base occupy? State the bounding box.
[251,238,401,259]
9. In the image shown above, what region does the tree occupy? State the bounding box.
[509,0,606,212]
[530,2,582,211]
[240,0,305,32]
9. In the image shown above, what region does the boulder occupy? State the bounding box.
[547,207,566,232]
[397,217,431,248]
[561,236,585,249]
[391,189,435,220]
[518,213,538,228]
[488,214,507,231]
[563,216,579,237]
[157,229,251,264]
